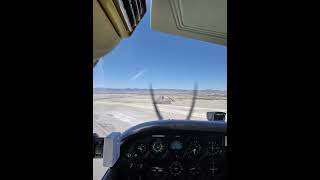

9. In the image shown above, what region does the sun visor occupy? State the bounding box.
[93,0,147,65]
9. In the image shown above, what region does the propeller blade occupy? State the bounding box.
[149,84,164,120]
[186,83,198,120]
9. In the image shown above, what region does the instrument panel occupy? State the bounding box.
[113,132,226,180]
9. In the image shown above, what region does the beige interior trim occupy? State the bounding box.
[93,0,121,64]
[98,0,130,38]
[151,0,227,46]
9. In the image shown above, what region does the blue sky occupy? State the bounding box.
[93,0,227,90]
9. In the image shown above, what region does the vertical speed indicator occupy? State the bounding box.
[186,140,202,159]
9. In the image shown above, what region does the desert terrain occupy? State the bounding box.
[93,88,227,180]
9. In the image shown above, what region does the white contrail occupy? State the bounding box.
[131,69,147,80]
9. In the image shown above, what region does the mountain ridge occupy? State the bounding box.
[93,88,227,96]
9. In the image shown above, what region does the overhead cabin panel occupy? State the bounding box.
[151,0,227,46]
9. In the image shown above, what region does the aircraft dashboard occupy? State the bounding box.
[103,120,227,180]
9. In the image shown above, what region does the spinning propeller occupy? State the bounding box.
[149,83,198,120]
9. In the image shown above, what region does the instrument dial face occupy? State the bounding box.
[186,140,202,158]
[169,161,183,176]
[151,140,165,153]
[207,141,223,157]
[189,163,201,176]
[136,143,147,154]
[208,161,219,177]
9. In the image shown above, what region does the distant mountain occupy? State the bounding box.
[93,88,227,96]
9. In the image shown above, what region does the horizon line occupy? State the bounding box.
[93,87,227,91]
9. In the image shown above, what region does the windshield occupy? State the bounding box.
[93,9,226,137]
